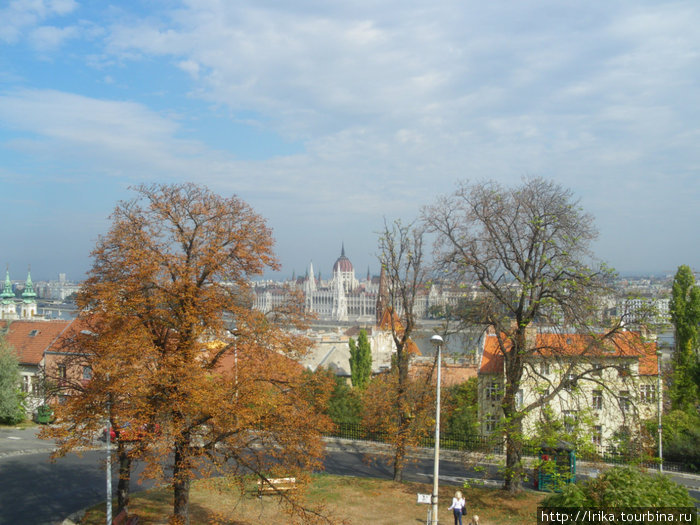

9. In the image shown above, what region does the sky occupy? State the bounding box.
[0,0,698,282]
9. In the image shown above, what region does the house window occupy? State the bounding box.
[619,391,631,415]
[486,381,500,401]
[539,362,550,375]
[592,363,603,377]
[485,414,499,433]
[563,410,577,434]
[618,365,631,377]
[640,385,656,403]
[22,376,30,393]
[592,390,603,410]
[593,425,603,447]
[515,389,523,409]
[565,373,577,391]
[82,366,92,381]
[58,364,67,380]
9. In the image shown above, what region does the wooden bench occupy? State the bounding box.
[113,508,139,525]
[256,477,297,497]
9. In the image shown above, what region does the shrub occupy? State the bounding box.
[541,466,695,507]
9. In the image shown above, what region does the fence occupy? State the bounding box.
[327,423,693,474]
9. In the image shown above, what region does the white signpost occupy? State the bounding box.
[417,493,432,525]
[417,493,431,504]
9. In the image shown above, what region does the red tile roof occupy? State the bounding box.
[411,362,478,386]
[377,308,421,355]
[479,331,658,375]
[1,320,72,366]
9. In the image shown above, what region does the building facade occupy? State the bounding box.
[477,329,659,451]
[253,246,465,322]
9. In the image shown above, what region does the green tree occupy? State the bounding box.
[328,375,362,425]
[348,329,372,390]
[0,338,25,425]
[301,367,361,425]
[443,377,479,436]
[669,265,700,411]
[645,409,700,472]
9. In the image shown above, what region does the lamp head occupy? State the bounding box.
[430,334,444,346]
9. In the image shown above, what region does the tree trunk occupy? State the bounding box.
[173,439,191,525]
[503,418,523,493]
[503,331,525,493]
[393,350,410,482]
[393,411,409,482]
[117,442,132,510]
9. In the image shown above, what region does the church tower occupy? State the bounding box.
[20,267,37,319]
[376,265,388,325]
[1,269,16,319]
[332,266,348,322]
[304,261,317,294]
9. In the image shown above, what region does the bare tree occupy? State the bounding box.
[374,218,435,482]
[423,178,627,492]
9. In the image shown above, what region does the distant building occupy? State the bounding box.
[1,268,38,320]
[253,245,465,322]
[254,245,379,322]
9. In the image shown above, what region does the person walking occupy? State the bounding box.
[447,490,466,525]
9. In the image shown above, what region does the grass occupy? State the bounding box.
[80,474,546,524]
[0,419,38,430]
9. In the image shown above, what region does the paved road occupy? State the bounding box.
[1,427,698,524]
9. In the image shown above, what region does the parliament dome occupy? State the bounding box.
[332,245,354,273]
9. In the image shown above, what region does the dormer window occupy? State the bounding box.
[29,329,39,337]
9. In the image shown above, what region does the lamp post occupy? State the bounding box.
[104,371,113,525]
[106,394,112,524]
[656,349,663,473]
[430,334,444,525]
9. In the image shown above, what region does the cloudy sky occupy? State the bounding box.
[0,0,698,281]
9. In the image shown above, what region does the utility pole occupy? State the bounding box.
[106,381,112,524]
[656,349,663,473]
[430,334,443,525]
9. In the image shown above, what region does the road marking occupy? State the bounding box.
[7,436,21,440]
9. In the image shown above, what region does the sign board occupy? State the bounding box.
[417,493,431,504]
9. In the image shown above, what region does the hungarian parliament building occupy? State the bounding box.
[252,246,463,323]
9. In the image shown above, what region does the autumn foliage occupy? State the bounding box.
[43,184,333,524]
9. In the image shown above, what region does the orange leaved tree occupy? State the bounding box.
[56,183,332,524]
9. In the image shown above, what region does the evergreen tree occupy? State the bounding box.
[0,338,25,425]
[348,329,372,390]
[444,378,479,436]
[669,265,700,411]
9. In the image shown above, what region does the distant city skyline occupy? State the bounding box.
[1,2,698,281]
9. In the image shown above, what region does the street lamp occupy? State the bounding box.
[430,334,444,525]
[656,349,663,473]
[106,394,112,524]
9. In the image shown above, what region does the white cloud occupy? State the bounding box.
[0,0,78,43]
[29,24,78,50]
[2,2,699,273]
